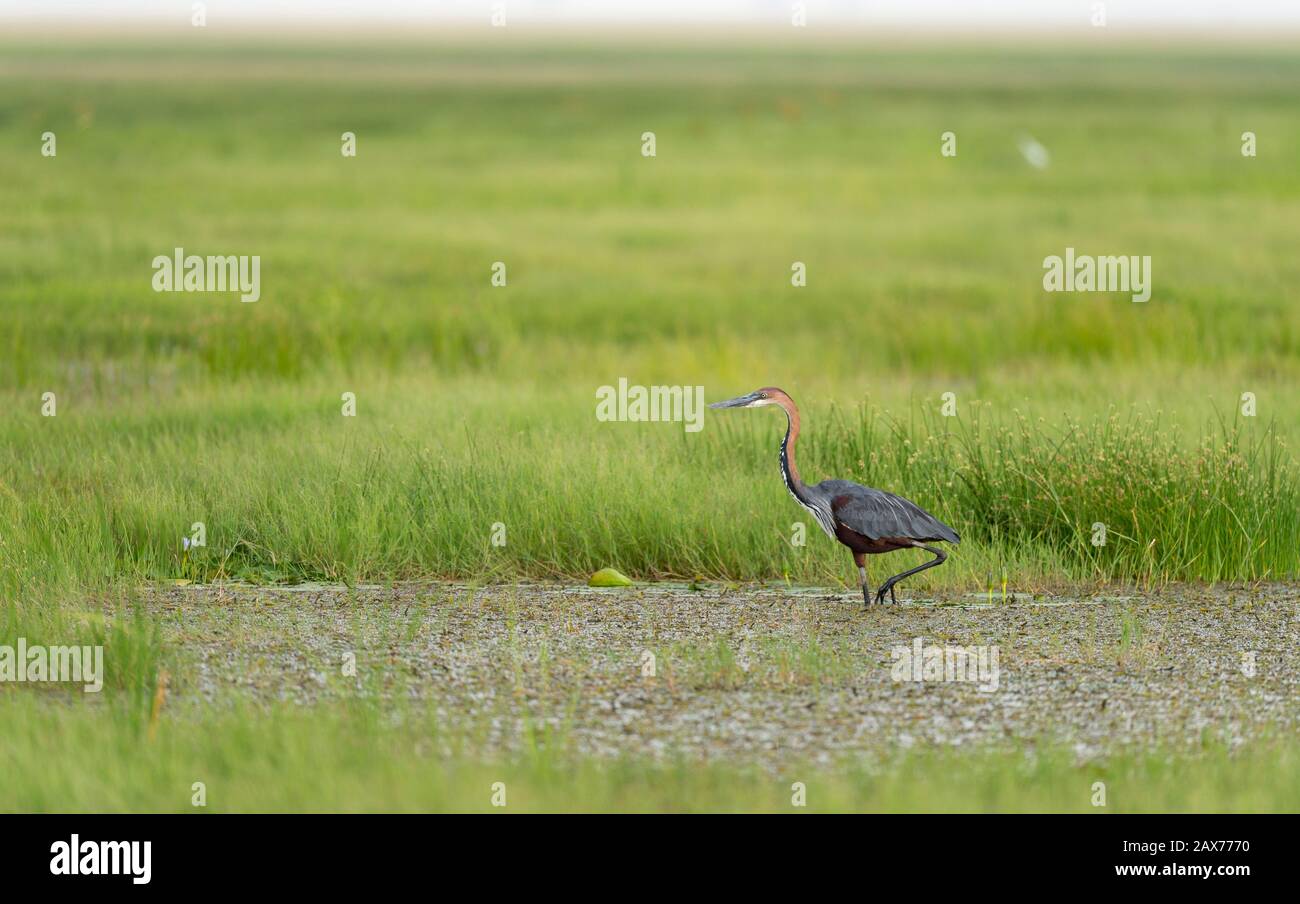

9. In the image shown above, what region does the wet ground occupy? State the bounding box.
[144,582,1300,767]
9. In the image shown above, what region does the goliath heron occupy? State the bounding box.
[710,387,959,606]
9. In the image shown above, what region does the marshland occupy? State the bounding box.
[1,32,1297,811]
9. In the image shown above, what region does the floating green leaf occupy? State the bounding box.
[588,568,633,587]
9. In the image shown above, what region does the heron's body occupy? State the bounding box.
[711,386,959,605]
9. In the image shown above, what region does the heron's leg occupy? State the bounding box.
[854,553,871,607]
[875,544,947,605]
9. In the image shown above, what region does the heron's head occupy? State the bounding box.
[709,387,792,410]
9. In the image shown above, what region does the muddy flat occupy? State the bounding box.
[144,583,1300,768]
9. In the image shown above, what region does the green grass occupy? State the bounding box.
[2,34,1299,811]
[1,377,1294,600]
[2,691,1296,813]
[2,36,1297,597]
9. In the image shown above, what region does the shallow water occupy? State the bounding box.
[145,581,1300,767]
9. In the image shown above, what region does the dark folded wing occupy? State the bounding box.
[824,482,960,544]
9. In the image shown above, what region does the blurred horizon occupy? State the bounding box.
[5,0,1300,32]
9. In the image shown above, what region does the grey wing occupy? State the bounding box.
[821,481,960,544]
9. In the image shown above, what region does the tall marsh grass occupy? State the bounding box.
[2,380,1293,598]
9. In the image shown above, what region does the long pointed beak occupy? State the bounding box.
[709,392,761,409]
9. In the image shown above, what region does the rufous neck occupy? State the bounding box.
[774,396,806,495]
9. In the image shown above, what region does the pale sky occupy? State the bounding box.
[3,1,1300,28]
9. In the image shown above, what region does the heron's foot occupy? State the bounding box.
[876,581,899,605]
